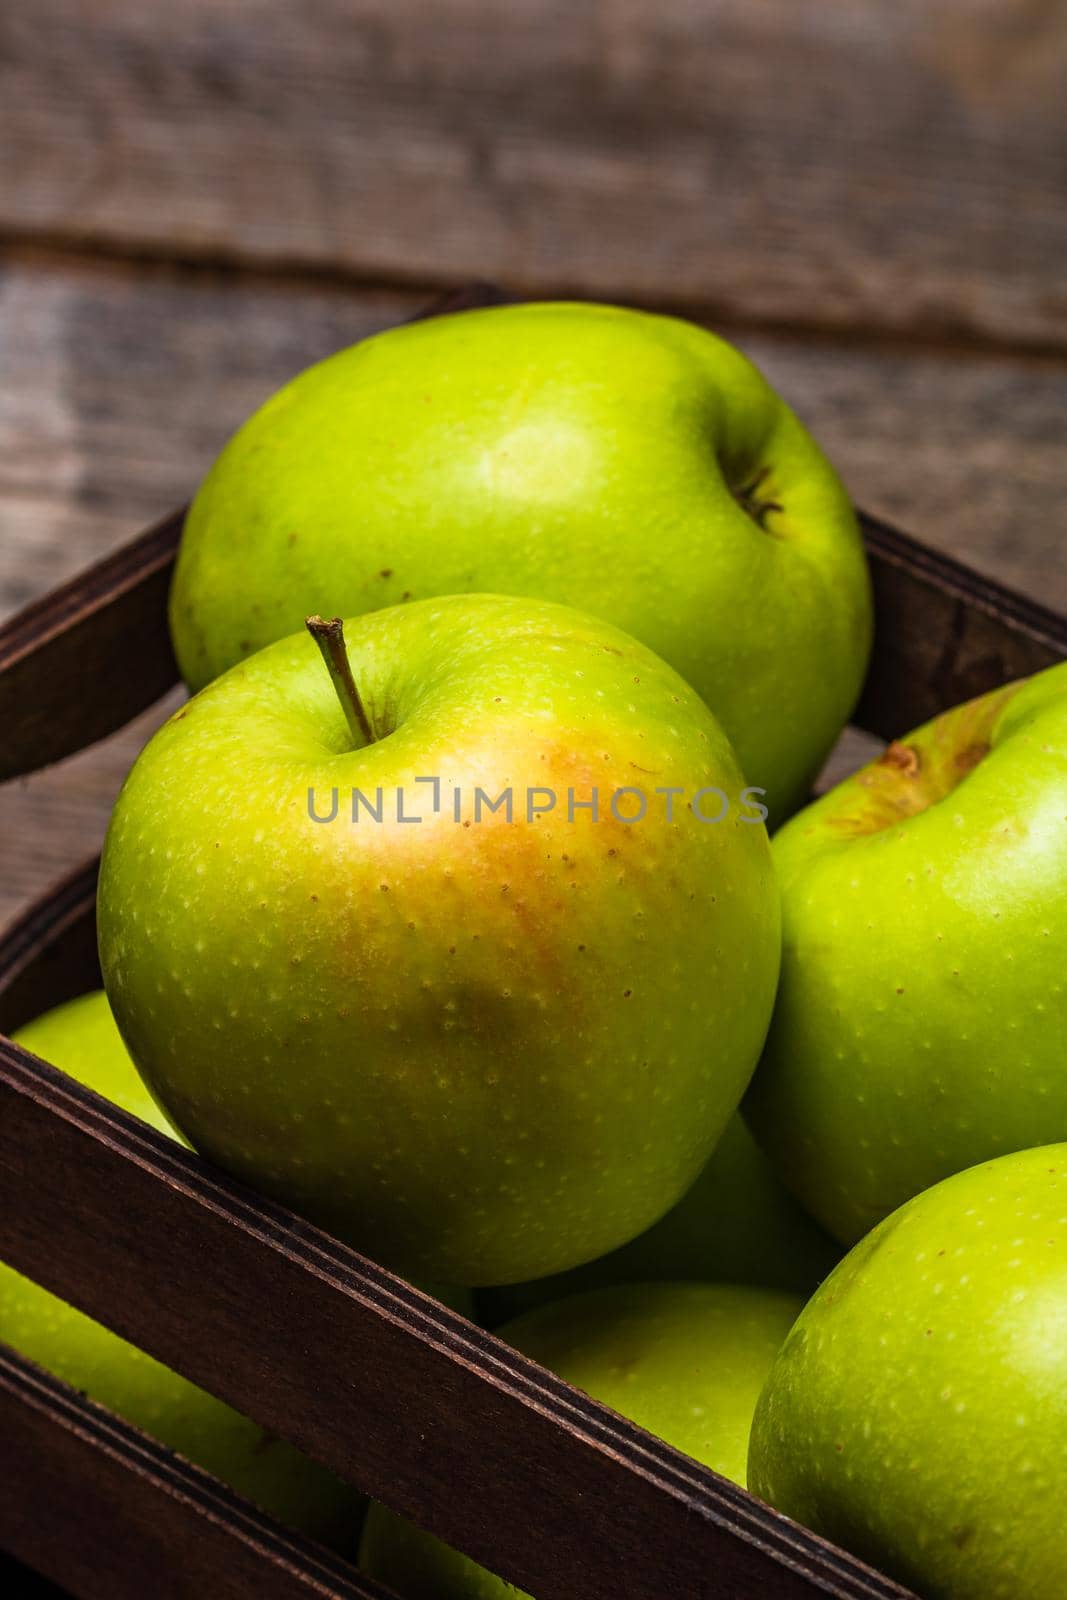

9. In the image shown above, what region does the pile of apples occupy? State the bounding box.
[6,303,1067,1600]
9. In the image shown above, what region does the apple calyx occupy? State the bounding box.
[306,615,377,746]
[731,465,783,532]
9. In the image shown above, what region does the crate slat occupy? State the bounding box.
[854,510,1067,738]
[0,511,182,783]
[0,1346,387,1600]
[0,859,101,1037]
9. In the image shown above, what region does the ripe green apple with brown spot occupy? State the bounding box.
[98,594,781,1286]
[749,1144,1067,1600]
[169,301,872,824]
[4,991,363,1552]
[745,660,1067,1246]
[362,1280,803,1600]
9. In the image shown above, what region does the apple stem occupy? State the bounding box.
[306,616,376,746]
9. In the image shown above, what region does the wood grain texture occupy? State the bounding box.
[0,1350,386,1600]
[0,694,183,935]
[0,947,915,1600]
[0,511,181,782]
[3,256,1067,925]
[0,859,102,1037]
[857,510,1067,735]
[1,2,1065,349]
[0,257,415,619]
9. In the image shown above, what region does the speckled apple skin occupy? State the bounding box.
[98,594,781,1286]
[362,1280,803,1599]
[745,661,1067,1246]
[168,301,871,825]
[477,1113,840,1326]
[750,1145,1067,1600]
[5,992,364,1552]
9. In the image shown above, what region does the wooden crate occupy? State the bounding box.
[2,288,1066,1600]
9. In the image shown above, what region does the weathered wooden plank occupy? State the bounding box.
[0,1350,384,1600]
[0,697,178,937]
[0,258,415,617]
[743,331,1067,614]
[1,2,1065,350]
[0,509,182,782]
[3,257,1067,924]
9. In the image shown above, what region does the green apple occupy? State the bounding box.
[744,661,1067,1246]
[749,1144,1067,1600]
[362,1280,803,1599]
[169,301,871,824]
[478,1113,839,1326]
[98,594,781,1286]
[4,991,363,1552]
[11,989,181,1142]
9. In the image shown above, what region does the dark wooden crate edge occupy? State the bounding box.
[0,1346,389,1600]
[853,511,1067,736]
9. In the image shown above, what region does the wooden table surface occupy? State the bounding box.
[1,0,1065,928]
